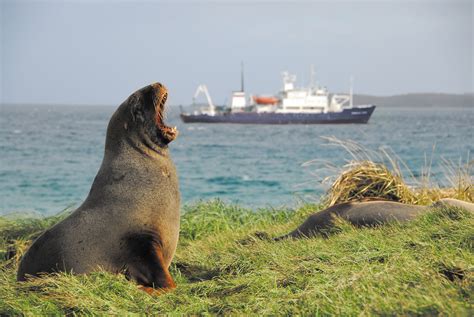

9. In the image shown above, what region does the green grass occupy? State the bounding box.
[0,199,473,315]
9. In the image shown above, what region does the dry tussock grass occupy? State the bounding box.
[304,136,473,206]
[326,160,417,206]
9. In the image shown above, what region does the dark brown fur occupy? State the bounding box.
[17,83,180,293]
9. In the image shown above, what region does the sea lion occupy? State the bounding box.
[276,199,474,240]
[431,198,474,212]
[17,83,180,294]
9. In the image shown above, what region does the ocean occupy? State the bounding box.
[1,104,473,215]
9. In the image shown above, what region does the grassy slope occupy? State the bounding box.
[0,200,473,315]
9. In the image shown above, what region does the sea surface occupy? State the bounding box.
[1,104,473,215]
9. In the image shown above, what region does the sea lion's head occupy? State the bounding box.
[108,83,178,153]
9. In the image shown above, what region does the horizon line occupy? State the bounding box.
[1,91,473,108]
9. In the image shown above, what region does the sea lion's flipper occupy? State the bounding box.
[123,232,176,292]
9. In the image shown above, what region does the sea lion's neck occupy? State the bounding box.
[105,125,169,159]
[80,133,172,211]
[103,110,168,158]
[103,133,170,175]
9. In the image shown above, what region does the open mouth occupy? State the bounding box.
[154,85,178,142]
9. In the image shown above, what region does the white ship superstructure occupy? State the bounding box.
[230,91,247,112]
[271,68,352,114]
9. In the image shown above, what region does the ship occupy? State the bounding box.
[180,66,376,124]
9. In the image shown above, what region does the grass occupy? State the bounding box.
[325,160,418,205]
[1,199,473,315]
[1,149,472,315]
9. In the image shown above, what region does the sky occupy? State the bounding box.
[1,0,472,106]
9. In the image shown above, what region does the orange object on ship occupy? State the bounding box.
[253,96,279,105]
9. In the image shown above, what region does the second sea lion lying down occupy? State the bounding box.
[276,198,474,240]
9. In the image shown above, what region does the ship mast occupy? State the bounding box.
[310,64,315,89]
[350,76,354,108]
[241,61,245,92]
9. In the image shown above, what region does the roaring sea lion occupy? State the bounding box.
[17,83,180,293]
[276,199,473,240]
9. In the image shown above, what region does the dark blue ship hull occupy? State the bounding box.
[180,105,376,124]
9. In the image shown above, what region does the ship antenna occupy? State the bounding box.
[241,61,245,92]
[350,76,354,108]
[310,64,315,89]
